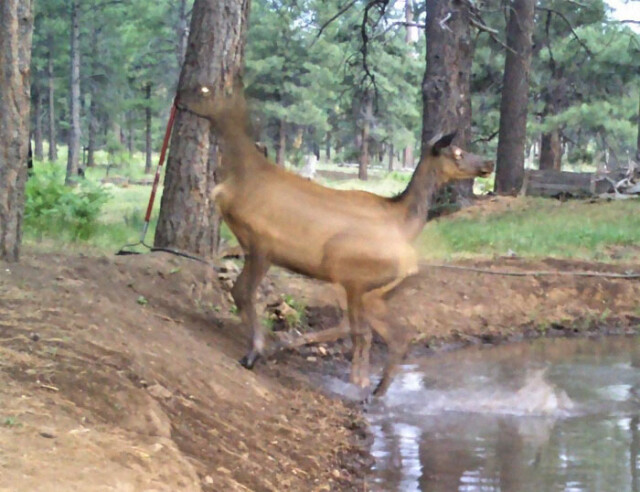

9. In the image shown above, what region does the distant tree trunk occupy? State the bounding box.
[405,0,418,43]
[155,0,250,258]
[325,131,331,162]
[145,83,152,174]
[403,146,413,168]
[0,0,33,262]
[539,130,562,170]
[636,87,640,162]
[127,112,134,156]
[87,93,98,167]
[494,0,535,194]
[359,93,372,181]
[388,143,395,171]
[33,85,44,160]
[87,24,98,168]
[277,119,286,166]
[176,0,190,67]
[422,0,474,206]
[66,0,81,184]
[47,40,57,162]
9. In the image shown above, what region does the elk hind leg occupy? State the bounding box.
[365,295,411,396]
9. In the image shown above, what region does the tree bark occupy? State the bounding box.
[176,0,190,67]
[494,0,535,194]
[66,0,81,184]
[0,0,34,262]
[359,93,372,181]
[145,83,152,174]
[87,93,97,167]
[403,145,413,168]
[636,86,640,162]
[155,0,250,258]
[277,118,286,166]
[539,130,562,170]
[388,143,395,172]
[87,23,98,168]
[127,111,134,156]
[47,39,57,162]
[325,131,331,162]
[422,0,474,205]
[33,84,44,160]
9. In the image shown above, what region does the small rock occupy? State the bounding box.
[318,346,328,356]
[40,432,56,439]
[216,466,232,475]
[331,469,342,479]
[306,356,317,362]
[30,332,40,342]
[204,475,214,485]
[147,383,172,399]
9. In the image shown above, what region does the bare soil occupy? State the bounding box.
[2,243,640,491]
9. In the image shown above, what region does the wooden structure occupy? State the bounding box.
[521,169,622,198]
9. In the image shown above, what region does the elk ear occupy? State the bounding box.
[431,131,457,156]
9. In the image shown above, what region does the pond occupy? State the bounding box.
[362,336,640,492]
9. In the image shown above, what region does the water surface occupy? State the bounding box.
[364,336,640,492]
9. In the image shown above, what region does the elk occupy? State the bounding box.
[177,87,494,396]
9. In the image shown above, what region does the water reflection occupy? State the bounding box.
[367,337,640,492]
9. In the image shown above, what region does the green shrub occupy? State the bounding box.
[25,169,110,241]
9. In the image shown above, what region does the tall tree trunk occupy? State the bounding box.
[539,130,562,170]
[277,119,286,166]
[494,0,535,194]
[359,93,372,181]
[87,94,97,167]
[636,87,640,162]
[47,39,57,162]
[87,23,98,167]
[66,0,81,184]
[33,85,44,160]
[0,0,33,261]
[145,83,153,174]
[388,143,395,172]
[176,0,189,67]
[405,0,417,43]
[127,111,134,156]
[325,131,331,162]
[155,0,250,258]
[403,145,413,168]
[423,0,474,207]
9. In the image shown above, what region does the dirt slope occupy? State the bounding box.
[0,252,365,492]
[2,248,639,492]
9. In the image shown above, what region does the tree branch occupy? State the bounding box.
[316,0,358,39]
[536,6,593,56]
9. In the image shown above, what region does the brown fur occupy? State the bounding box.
[177,87,494,395]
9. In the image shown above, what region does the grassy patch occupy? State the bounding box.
[417,197,640,261]
[25,151,640,264]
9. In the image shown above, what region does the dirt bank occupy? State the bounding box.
[0,252,368,492]
[2,249,639,491]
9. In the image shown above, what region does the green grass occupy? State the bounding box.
[25,147,640,263]
[417,197,640,261]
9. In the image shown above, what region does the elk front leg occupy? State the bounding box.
[231,251,270,369]
[346,288,372,389]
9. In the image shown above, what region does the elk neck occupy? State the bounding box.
[391,152,443,240]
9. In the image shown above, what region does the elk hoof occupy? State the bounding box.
[239,351,260,369]
[372,379,390,397]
